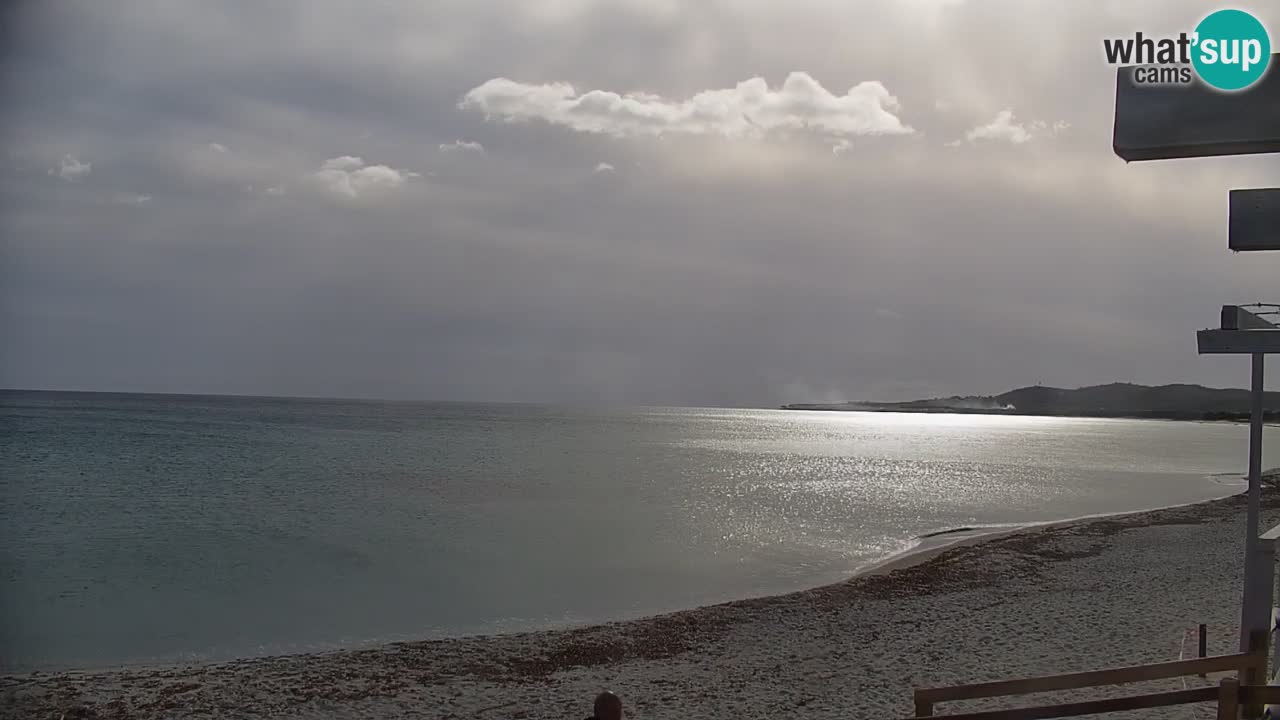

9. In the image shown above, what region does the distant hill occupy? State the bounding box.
[782,383,1280,421]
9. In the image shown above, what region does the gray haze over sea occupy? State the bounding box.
[2,390,1276,672]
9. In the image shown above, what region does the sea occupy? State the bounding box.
[2,390,1276,673]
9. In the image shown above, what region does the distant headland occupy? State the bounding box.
[781,382,1280,422]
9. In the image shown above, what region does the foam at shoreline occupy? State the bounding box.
[856,477,1244,580]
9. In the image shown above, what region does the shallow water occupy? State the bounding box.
[2,390,1275,671]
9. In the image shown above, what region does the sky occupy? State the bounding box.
[1,0,1277,407]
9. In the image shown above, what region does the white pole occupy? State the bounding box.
[1242,353,1266,653]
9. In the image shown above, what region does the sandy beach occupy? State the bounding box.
[4,491,1276,720]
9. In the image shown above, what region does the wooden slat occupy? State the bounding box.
[916,653,1263,704]
[901,687,1217,720]
[1239,686,1280,706]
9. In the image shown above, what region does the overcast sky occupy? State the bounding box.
[2,0,1277,407]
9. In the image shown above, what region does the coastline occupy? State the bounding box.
[779,405,1280,427]
[5,489,1274,719]
[857,482,1246,579]
[6,483,1245,676]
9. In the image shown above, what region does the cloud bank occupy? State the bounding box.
[460,72,913,139]
[5,0,1276,406]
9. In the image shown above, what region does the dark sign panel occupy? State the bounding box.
[1230,189,1280,252]
[1113,56,1280,161]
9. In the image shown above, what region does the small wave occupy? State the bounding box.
[914,522,1026,540]
[1207,472,1249,486]
[918,526,978,539]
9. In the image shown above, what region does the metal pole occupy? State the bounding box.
[1242,353,1266,652]
[1249,353,1265,551]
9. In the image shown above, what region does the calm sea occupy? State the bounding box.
[2,390,1275,672]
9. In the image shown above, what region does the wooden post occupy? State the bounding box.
[1249,536,1276,677]
[1220,677,1240,720]
[1201,624,1210,678]
[914,691,933,718]
[1244,630,1269,719]
[1245,629,1267,681]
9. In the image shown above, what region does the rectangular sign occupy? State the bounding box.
[1230,189,1280,251]
[1113,54,1280,161]
[1198,329,1280,354]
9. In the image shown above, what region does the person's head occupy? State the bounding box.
[593,691,623,720]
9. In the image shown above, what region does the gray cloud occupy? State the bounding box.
[2,0,1278,405]
[51,154,91,181]
[439,140,485,154]
[110,192,152,206]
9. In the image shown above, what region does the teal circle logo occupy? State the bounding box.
[1192,9,1271,91]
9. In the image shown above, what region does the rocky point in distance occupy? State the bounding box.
[781,383,1280,422]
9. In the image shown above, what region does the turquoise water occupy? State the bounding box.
[2,390,1275,672]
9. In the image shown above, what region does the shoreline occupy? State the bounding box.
[6,489,1275,719]
[856,487,1246,578]
[5,484,1246,679]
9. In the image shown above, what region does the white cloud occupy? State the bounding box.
[313,156,413,198]
[208,142,228,153]
[52,154,91,181]
[964,109,1031,144]
[439,140,485,153]
[265,185,287,196]
[111,192,151,206]
[460,72,913,139]
[959,111,1071,145]
[832,139,853,155]
[321,155,366,172]
[593,162,615,173]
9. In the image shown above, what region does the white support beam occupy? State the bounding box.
[1198,329,1280,354]
[1231,189,1280,252]
[1223,306,1280,331]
